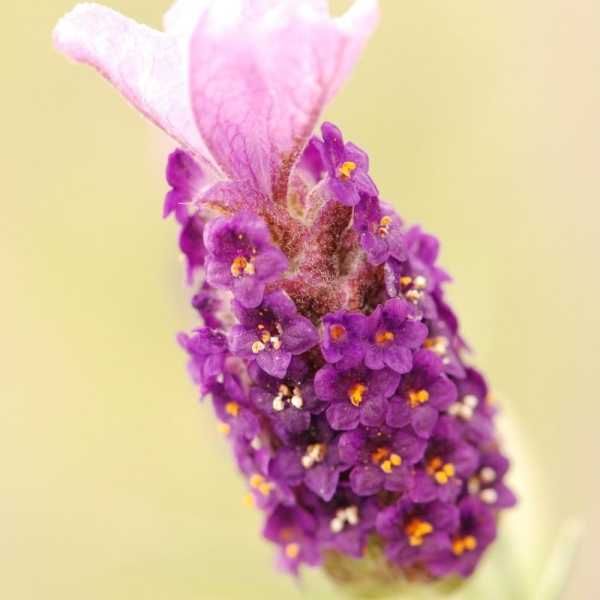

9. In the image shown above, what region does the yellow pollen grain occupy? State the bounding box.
[230,256,248,277]
[381,460,392,474]
[252,341,265,354]
[272,337,282,350]
[261,331,271,343]
[285,543,301,559]
[258,482,272,496]
[258,324,265,330]
[400,277,413,286]
[380,216,392,227]
[337,161,356,180]
[464,536,477,551]
[375,330,394,344]
[330,324,346,341]
[405,519,433,546]
[372,447,390,464]
[217,423,231,436]
[348,383,367,407]
[243,493,255,508]
[428,457,443,473]
[452,538,465,556]
[443,463,456,477]
[225,402,241,417]
[250,474,263,488]
[434,471,450,485]
[408,389,430,408]
[390,454,402,466]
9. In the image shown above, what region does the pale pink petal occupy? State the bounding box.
[53,3,215,168]
[189,0,379,200]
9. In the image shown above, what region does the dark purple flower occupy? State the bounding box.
[428,497,497,578]
[354,198,406,265]
[411,427,479,504]
[376,498,459,566]
[203,211,289,308]
[339,425,427,496]
[269,416,348,501]
[249,358,324,434]
[363,298,428,374]
[384,226,451,319]
[163,149,204,224]
[386,349,457,438]
[230,290,319,379]
[178,212,207,284]
[235,442,296,512]
[178,327,228,394]
[317,122,378,207]
[263,505,322,575]
[302,487,379,559]
[315,358,401,430]
[208,372,260,441]
[447,368,497,445]
[321,309,367,363]
[466,452,517,510]
[191,283,224,330]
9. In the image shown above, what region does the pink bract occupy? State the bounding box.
[53,0,379,201]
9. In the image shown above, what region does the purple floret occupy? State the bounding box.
[315,358,401,431]
[376,498,460,567]
[263,505,322,575]
[466,451,517,510]
[447,368,497,445]
[428,497,497,578]
[386,349,458,438]
[178,327,228,395]
[203,211,289,308]
[163,149,204,224]
[208,372,260,441]
[317,122,378,207]
[354,197,406,265]
[230,290,320,379]
[411,421,479,503]
[178,212,207,284]
[339,424,427,496]
[268,415,348,501]
[363,298,428,374]
[321,309,367,363]
[302,487,379,559]
[249,358,324,434]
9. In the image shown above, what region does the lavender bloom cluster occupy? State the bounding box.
[168,122,516,580]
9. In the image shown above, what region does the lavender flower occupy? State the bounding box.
[317,122,378,207]
[204,212,289,308]
[230,290,319,379]
[55,0,516,589]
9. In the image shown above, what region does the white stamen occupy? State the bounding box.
[463,394,479,409]
[250,437,262,451]
[270,336,282,350]
[252,341,265,354]
[345,506,359,526]
[330,518,344,533]
[291,395,303,409]
[272,395,285,412]
[216,373,224,384]
[448,403,461,417]
[467,477,481,495]
[480,488,498,504]
[480,467,497,483]
[459,404,474,420]
[301,455,315,469]
[414,276,427,289]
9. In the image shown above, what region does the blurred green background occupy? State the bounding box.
[1,0,599,598]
